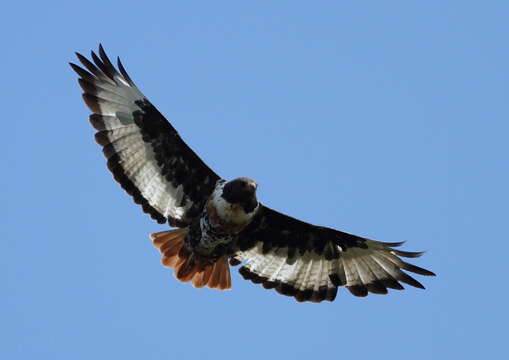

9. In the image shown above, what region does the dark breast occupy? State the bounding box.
[185,211,236,263]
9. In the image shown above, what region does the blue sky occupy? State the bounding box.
[2,1,508,359]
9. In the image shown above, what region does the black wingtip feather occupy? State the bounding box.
[366,281,388,295]
[117,56,135,86]
[89,114,106,130]
[82,93,101,113]
[239,266,251,280]
[381,278,405,290]
[69,62,95,81]
[276,283,298,297]
[78,78,97,95]
[381,241,406,247]
[91,50,114,81]
[96,45,120,80]
[99,46,116,70]
[397,271,425,289]
[400,261,436,276]
[295,289,314,302]
[391,249,425,258]
[94,131,110,146]
[329,273,346,287]
[310,287,326,303]
[326,287,338,302]
[76,52,103,79]
[98,43,106,57]
[348,285,368,297]
[262,281,278,290]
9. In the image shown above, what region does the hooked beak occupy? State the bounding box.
[248,181,258,191]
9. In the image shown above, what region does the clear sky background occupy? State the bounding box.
[2,1,508,359]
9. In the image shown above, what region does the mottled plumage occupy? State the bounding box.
[70,45,435,303]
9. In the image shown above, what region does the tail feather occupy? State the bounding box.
[193,265,214,288]
[208,262,222,289]
[152,228,188,248]
[191,267,209,288]
[216,259,232,290]
[176,257,200,282]
[150,229,232,290]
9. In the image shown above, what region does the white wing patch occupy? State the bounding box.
[238,237,434,301]
[104,125,193,221]
[239,243,336,293]
[71,47,220,225]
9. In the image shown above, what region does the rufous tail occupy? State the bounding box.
[150,229,231,290]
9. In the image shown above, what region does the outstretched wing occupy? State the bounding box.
[70,45,220,227]
[235,206,435,303]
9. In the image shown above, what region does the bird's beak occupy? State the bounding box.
[248,181,257,191]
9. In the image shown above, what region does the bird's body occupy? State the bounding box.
[152,178,260,289]
[189,179,259,261]
[70,45,435,302]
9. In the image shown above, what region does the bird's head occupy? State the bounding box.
[221,177,259,214]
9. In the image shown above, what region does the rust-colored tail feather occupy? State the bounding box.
[192,265,213,288]
[217,260,232,290]
[176,257,199,282]
[150,229,231,290]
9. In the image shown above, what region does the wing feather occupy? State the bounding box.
[236,205,435,302]
[71,45,221,226]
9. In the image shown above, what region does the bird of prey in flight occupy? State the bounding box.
[70,45,435,303]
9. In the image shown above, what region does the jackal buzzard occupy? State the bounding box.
[70,45,435,303]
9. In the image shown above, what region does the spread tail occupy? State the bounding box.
[150,229,231,290]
